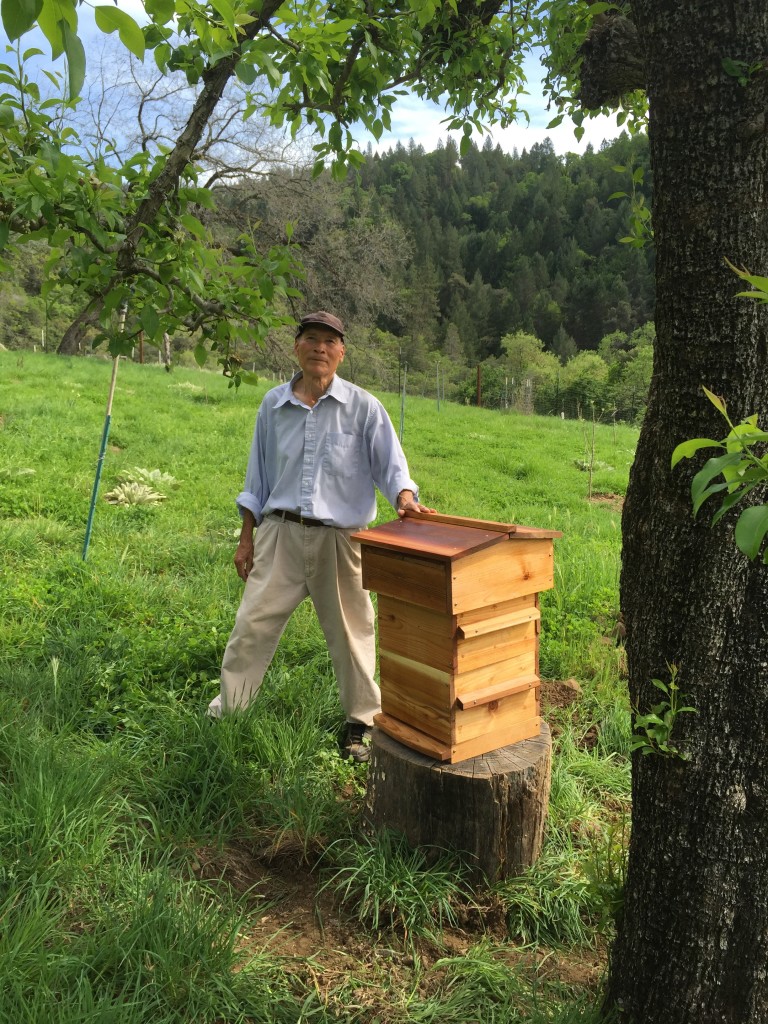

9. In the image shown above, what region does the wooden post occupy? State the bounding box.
[365,724,551,882]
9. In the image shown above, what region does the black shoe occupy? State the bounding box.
[342,723,372,764]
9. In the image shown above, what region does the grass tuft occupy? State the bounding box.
[320,829,476,940]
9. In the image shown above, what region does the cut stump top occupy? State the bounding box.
[371,720,551,777]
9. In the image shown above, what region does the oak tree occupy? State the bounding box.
[551,1,768,1019]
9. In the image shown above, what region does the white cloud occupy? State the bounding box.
[357,93,620,158]
[357,51,625,158]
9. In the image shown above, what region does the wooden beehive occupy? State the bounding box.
[352,511,561,764]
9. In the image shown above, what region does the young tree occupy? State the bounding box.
[559,349,608,415]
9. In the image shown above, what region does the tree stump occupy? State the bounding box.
[364,722,551,883]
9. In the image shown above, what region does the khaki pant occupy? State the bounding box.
[212,515,380,725]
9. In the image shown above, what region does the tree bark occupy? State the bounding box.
[364,724,551,883]
[605,3,768,1022]
[57,302,103,356]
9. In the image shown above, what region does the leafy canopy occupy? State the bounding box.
[0,0,630,370]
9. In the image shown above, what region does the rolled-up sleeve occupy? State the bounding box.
[236,409,270,523]
[366,401,419,509]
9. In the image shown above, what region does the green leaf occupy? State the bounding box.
[710,486,755,527]
[94,6,146,60]
[0,103,14,127]
[209,0,236,36]
[702,386,727,415]
[328,121,342,151]
[735,288,768,304]
[61,18,86,98]
[151,42,170,72]
[158,262,174,284]
[140,304,160,339]
[145,0,176,21]
[2,0,43,41]
[193,342,208,368]
[690,452,743,514]
[102,287,129,319]
[671,437,722,467]
[235,59,258,85]
[179,213,207,239]
[734,505,768,560]
[639,713,666,727]
[37,5,65,58]
[739,273,768,291]
[692,480,730,517]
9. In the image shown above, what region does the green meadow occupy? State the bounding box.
[0,350,637,1023]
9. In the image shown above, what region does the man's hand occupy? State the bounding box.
[234,509,257,580]
[396,490,437,517]
[234,538,254,581]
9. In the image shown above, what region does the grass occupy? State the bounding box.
[319,829,476,939]
[0,350,636,1022]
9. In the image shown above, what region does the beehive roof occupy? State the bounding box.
[353,512,560,563]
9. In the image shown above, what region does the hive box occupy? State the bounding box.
[352,512,561,764]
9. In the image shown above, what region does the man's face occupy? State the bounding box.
[294,326,345,378]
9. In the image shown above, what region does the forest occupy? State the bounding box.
[1,128,654,421]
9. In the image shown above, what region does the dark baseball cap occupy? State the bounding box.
[295,311,345,339]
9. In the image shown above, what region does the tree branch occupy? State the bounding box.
[116,0,285,274]
[577,13,646,110]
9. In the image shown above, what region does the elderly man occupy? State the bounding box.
[208,311,434,762]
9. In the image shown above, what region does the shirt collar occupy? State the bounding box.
[277,371,349,407]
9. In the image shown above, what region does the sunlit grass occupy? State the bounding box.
[0,350,636,1021]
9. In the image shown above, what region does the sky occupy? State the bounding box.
[2,2,623,158]
[355,69,620,158]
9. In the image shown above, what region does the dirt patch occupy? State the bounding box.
[589,492,624,512]
[540,678,582,711]
[538,942,607,991]
[188,841,606,1012]
[578,724,600,750]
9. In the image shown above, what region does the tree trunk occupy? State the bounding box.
[57,303,102,355]
[605,3,768,1022]
[364,724,551,882]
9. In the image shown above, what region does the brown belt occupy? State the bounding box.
[270,510,327,528]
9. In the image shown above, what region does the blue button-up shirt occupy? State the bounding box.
[236,373,419,529]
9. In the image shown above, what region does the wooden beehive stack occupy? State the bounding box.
[353,511,561,764]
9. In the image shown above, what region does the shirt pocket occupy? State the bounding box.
[323,433,361,478]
